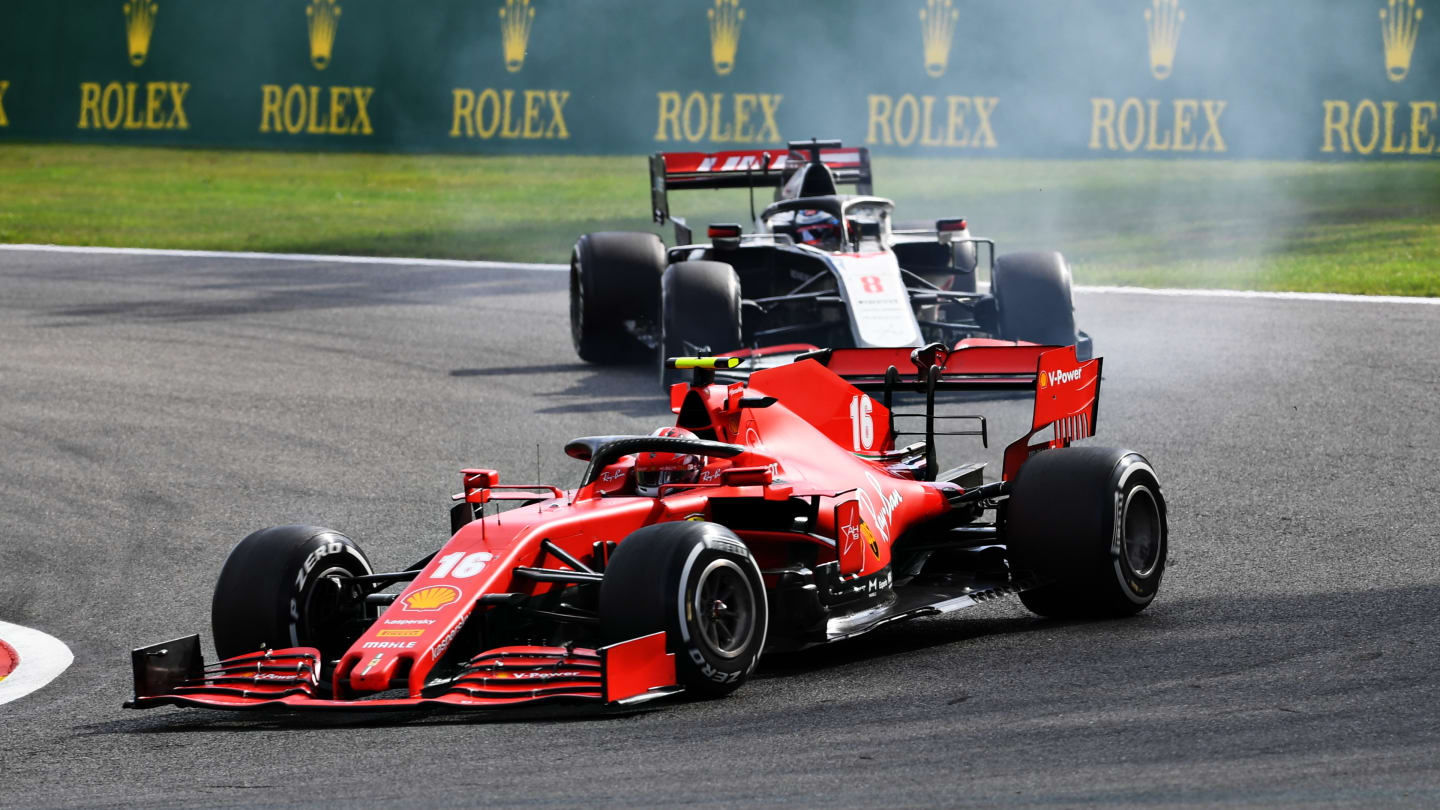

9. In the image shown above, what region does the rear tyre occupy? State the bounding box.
[991,251,1078,347]
[600,521,767,698]
[211,526,373,666]
[1004,448,1167,618]
[570,231,666,363]
[658,260,742,388]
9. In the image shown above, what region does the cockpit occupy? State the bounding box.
[759,197,894,253]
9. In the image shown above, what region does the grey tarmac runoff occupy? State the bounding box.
[0,246,1438,807]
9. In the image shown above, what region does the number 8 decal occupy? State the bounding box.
[849,394,874,451]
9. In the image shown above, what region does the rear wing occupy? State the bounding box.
[649,142,874,231]
[787,343,1101,482]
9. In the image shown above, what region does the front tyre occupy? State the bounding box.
[1004,448,1168,618]
[659,260,742,388]
[211,525,373,664]
[600,521,767,698]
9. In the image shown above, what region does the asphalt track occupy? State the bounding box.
[1,247,1438,808]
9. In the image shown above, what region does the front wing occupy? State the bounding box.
[125,632,679,712]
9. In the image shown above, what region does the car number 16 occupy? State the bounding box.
[850,394,874,451]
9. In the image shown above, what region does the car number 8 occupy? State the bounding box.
[431,551,494,579]
[850,394,874,451]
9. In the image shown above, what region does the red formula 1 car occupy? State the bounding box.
[127,344,1167,713]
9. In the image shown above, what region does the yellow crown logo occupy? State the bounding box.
[1381,0,1424,82]
[122,0,157,67]
[307,0,341,71]
[708,0,745,76]
[401,585,460,612]
[499,0,536,73]
[1144,0,1184,80]
[918,0,959,78]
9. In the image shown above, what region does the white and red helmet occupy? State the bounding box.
[635,426,704,497]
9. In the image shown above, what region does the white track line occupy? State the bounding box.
[0,243,566,272]
[0,621,74,707]
[3,243,1437,305]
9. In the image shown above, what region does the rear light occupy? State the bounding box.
[936,218,967,232]
[707,223,743,240]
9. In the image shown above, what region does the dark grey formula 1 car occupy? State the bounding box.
[570,139,1091,387]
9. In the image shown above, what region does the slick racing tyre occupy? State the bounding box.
[570,231,667,363]
[1004,448,1168,618]
[991,251,1078,348]
[600,521,767,698]
[211,525,374,666]
[659,260,742,388]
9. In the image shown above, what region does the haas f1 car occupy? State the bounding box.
[127,344,1167,713]
[570,139,1091,386]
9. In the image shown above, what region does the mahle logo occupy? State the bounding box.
[708,0,744,76]
[1381,0,1424,82]
[919,0,959,78]
[1144,0,1184,80]
[307,0,341,70]
[499,0,535,73]
[123,0,157,67]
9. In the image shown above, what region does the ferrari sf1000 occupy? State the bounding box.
[127,344,1165,713]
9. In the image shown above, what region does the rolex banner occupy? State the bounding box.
[0,0,1435,159]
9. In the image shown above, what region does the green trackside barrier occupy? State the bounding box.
[0,0,1434,159]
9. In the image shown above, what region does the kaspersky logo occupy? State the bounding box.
[123,0,157,67]
[1040,367,1084,389]
[307,0,341,70]
[919,0,959,78]
[708,0,744,76]
[1144,0,1184,80]
[499,0,535,73]
[1381,0,1423,82]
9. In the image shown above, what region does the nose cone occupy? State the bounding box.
[350,651,406,694]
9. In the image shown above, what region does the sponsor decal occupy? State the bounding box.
[123,0,158,67]
[377,628,424,638]
[307,0,341,70]
[0,81,8,127]
[359,653,383,677]
[860,521,880,560]
[253,671,295,682]
[919,0,959,78]
[362,640,416,649]
[654,91,781,144]
[865,94,998,149]
[499,0,535,73]
[430,622,464,661]
[382,618,435,626]
[78,81,190,131]
[1044,367,1084,388]
[1382,0,1423,82]
[493,670,589,680]
[856,472,903,545]
[602,469,627,482]
[1145,0,1184,81]
[685,512,707,521]
[401,585,461,612]
[708,0,744,76]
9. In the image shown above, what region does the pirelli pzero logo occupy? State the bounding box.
[919,0,959,78]
[1040,367,1083,389]
[708,0,744,76]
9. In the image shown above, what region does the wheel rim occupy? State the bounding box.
[1120,485,1162,578]
[692,559,756,660]
[301,565,366,660]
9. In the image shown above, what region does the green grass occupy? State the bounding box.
[1,144,1437,295]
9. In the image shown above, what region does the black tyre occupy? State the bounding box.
[570,231,666,363]
[211,525,373,665]
[659,260,742,388]
[951,239,979,293]
[1004,448,1167,618]
[600,521,767,698]
[991,251,1078,347]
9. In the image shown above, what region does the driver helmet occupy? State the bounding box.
[795,209,842,248]
[635,426,704,497]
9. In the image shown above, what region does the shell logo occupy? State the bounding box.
[1038,372,1048,389]
[401,585,460,612]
